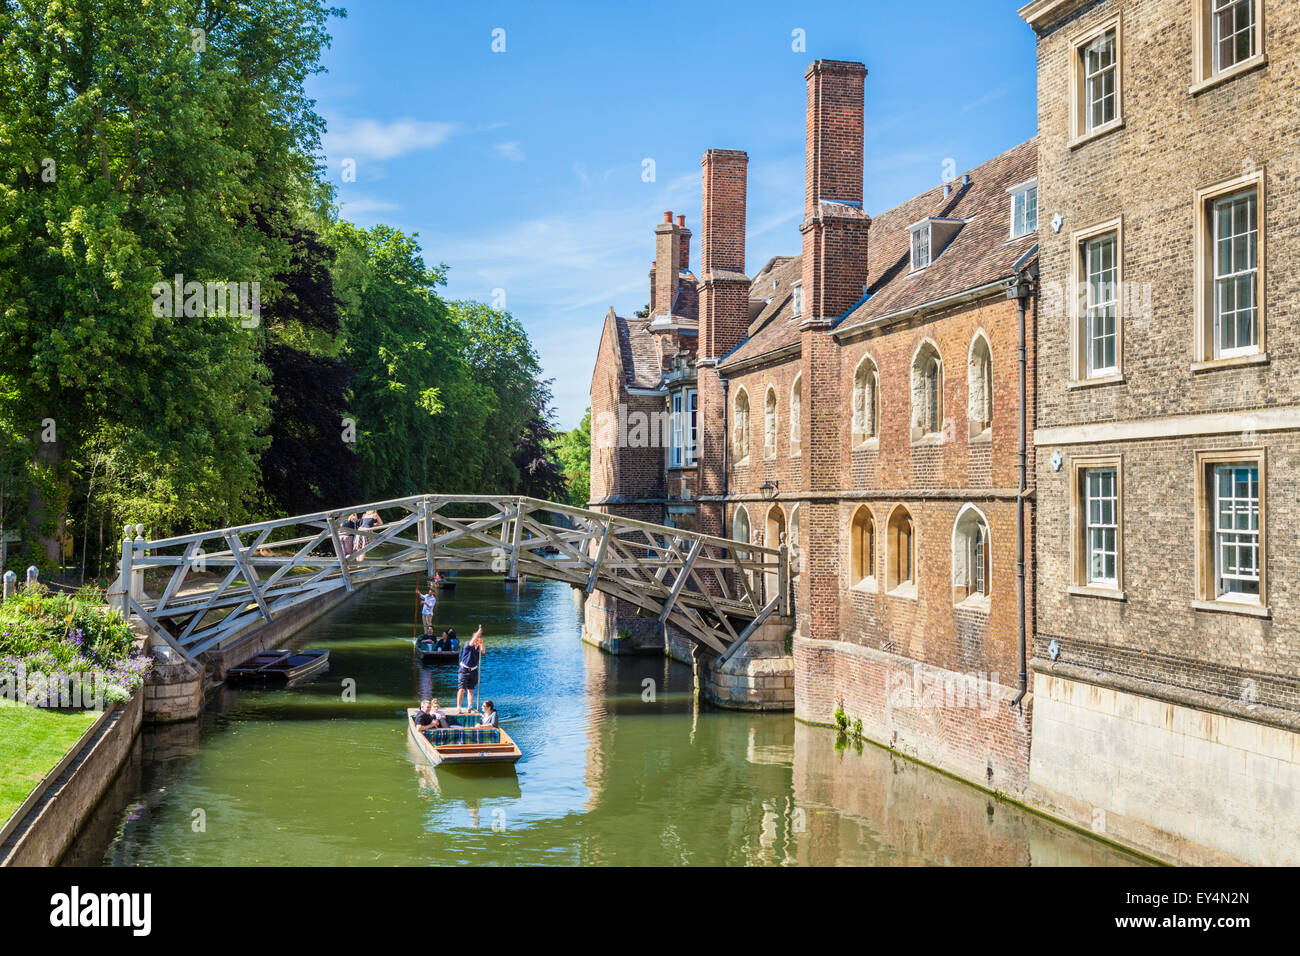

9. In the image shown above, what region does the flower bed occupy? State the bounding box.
[0,586,153,708]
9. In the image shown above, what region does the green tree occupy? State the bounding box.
[550,408,592,507]
[0,0,339,565]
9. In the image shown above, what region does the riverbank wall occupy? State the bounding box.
[0,692,143,866]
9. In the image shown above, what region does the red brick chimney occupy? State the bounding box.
[677,214,691,272]
[653,211,681,319]
[695,148,750,539]
[799,59,868,644]
[698,149,749,360]
[800,60,870,324]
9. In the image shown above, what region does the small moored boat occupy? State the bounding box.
[414,637,459,664]
[431,576,456,591]
[406,707,521,767]
[227,649,330,685]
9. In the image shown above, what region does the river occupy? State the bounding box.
[63,576,1144,866]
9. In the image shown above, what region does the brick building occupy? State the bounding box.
[588,59,1041,791]
[1021,0,1300,865]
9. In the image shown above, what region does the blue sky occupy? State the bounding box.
[311,0,1038,429]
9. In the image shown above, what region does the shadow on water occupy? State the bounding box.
[63,575,1149,866]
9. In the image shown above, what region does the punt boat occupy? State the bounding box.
[227,649,330,685]
[406,707,522,767]
[414,637,459,664]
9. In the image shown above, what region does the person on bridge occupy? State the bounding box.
[417,585,437,635]
[341,513,359,558]
[456,627,484,711]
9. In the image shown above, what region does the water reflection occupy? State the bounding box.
[64,576,1144,866]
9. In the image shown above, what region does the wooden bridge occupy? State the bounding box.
[112,495,787,665]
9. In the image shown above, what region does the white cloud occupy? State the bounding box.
[494,140,526,162]
[336,194,402,216]
[323,116,459,162]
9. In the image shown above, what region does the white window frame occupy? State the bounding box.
[1084,467,1119,588]
[1213,0,1257,74]
[1069,217,1123,384]
[1069,16,1123,146]
[910,224,931,271]
[1213,462,1260,600]
[791,280,803,317]
[1009,181,1038,239]
[1211,189,1259,359]
[1083,28,1118,133]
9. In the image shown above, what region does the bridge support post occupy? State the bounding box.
[694,615,794,712]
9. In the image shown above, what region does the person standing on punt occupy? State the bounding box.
[417,584,437,636]
[456,627,484,711]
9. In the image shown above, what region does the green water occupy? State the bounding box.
[65,577,1144,866]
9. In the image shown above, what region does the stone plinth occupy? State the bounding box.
[695,617,794,711]
[143,639,203,724]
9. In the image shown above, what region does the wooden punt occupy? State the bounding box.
[227,649,330,685]
[406,707,521,767]
[414,637,459,664]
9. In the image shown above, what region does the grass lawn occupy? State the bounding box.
[0,703,100,826]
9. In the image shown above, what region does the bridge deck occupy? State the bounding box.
[113,495,787,663]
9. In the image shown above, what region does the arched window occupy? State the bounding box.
[911,341,943,441]
[764,387,778,458]
[790,375,802,455]
[733,389,750,462]
[967,333,992,438]
[852,356,878,445]
[765,505,786,599]
[887,506,916,593]
[953,505,991,603]
[733,505,751,546]
[851,506,876,586]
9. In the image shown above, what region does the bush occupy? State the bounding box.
[0,585,151,703]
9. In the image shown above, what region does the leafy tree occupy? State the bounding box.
[550,408,592,507]
[0,0,339,565]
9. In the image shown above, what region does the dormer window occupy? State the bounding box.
[791,280,803,317]
[1010,180,1038,238]
[910,224,932,271]
[909,217,963,272]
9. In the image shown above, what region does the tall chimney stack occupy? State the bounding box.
[799,60,868,646]
[653,211,681,319]
[695,148,750,540]
[698,149,749,360]
[677,214,691,272]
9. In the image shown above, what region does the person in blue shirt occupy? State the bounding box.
[456,626,484,711]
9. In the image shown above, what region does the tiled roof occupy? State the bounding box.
[615,314,662,389]
[719,138,1037,370]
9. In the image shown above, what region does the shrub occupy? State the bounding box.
[0,585,151,704]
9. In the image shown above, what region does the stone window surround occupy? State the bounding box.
[852,353,880,449]
[1068,215,1125,388]
[1068,14,1125,149]
[1193,446,1269,617]
[1068,453,1126,601]
[967,331,993,441]
[910,339,945,444]
[1192,167,1268,372]
[886,504,917,599]
[1191,0,1268,95]
[732,386,750,464]
[789,374,802,457]
[763,385,778,460]
[850,504,877,593]
[952,503,992,610]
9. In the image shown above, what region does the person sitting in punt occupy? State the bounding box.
[430,699,450,728]
[479,700,499,729]
[413,699,435,728]
[431,630,450,652]
[446,627,459,651]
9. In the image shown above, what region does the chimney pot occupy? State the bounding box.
[677,214,685,227]
[663,211,673,224]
